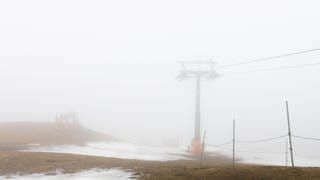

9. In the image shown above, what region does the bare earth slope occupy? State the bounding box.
[0,152,320,179]
[0,122,320,179]
[0,122,114,148]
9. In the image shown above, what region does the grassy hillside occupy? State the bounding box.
[0,152,319,179]
[0,121,115,147]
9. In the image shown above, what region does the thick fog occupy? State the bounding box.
[1,0,320,152]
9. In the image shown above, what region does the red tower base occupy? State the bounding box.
[191,138,203,155]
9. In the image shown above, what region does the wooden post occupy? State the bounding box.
[286,101,295,167]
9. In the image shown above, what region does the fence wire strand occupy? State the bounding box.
[205,141,233,147]
[293,135,320,141]
[236,135,288,143]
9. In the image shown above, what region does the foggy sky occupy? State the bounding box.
[1,0,320,151]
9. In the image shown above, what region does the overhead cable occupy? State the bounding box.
[219,48,320,68]
[224,62,320,75]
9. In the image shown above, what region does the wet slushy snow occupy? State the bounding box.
[25,141,320,167]
[25,142,189,161]
[0,168,134,180]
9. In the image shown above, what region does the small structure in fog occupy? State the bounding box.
[55,112,79,125]
[162,136,180,148]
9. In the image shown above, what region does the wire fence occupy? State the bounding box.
[203,133,320,166]
[236,134,288,144]
[205,140,233,147]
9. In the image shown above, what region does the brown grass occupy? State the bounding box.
[0,122,319,179]
[0,121,115,148]
[0,151,319,179]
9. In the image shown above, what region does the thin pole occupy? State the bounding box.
[286,101,295,167]
[200,130,206,167]
[285,138,288,168]
[194,75,201,142]
[233,119,235,169]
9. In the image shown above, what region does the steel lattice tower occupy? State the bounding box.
[177,60,220,155]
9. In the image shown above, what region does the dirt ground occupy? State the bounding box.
[1,151,320,179]
[0,122,114,146]
[2,122,318,179]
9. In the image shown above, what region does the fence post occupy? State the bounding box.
[233,119,235,169]
[285,138,288,168]
[200,130,206,168]
[286,101,295,167]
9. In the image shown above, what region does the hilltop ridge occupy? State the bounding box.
[0,121,115,149]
